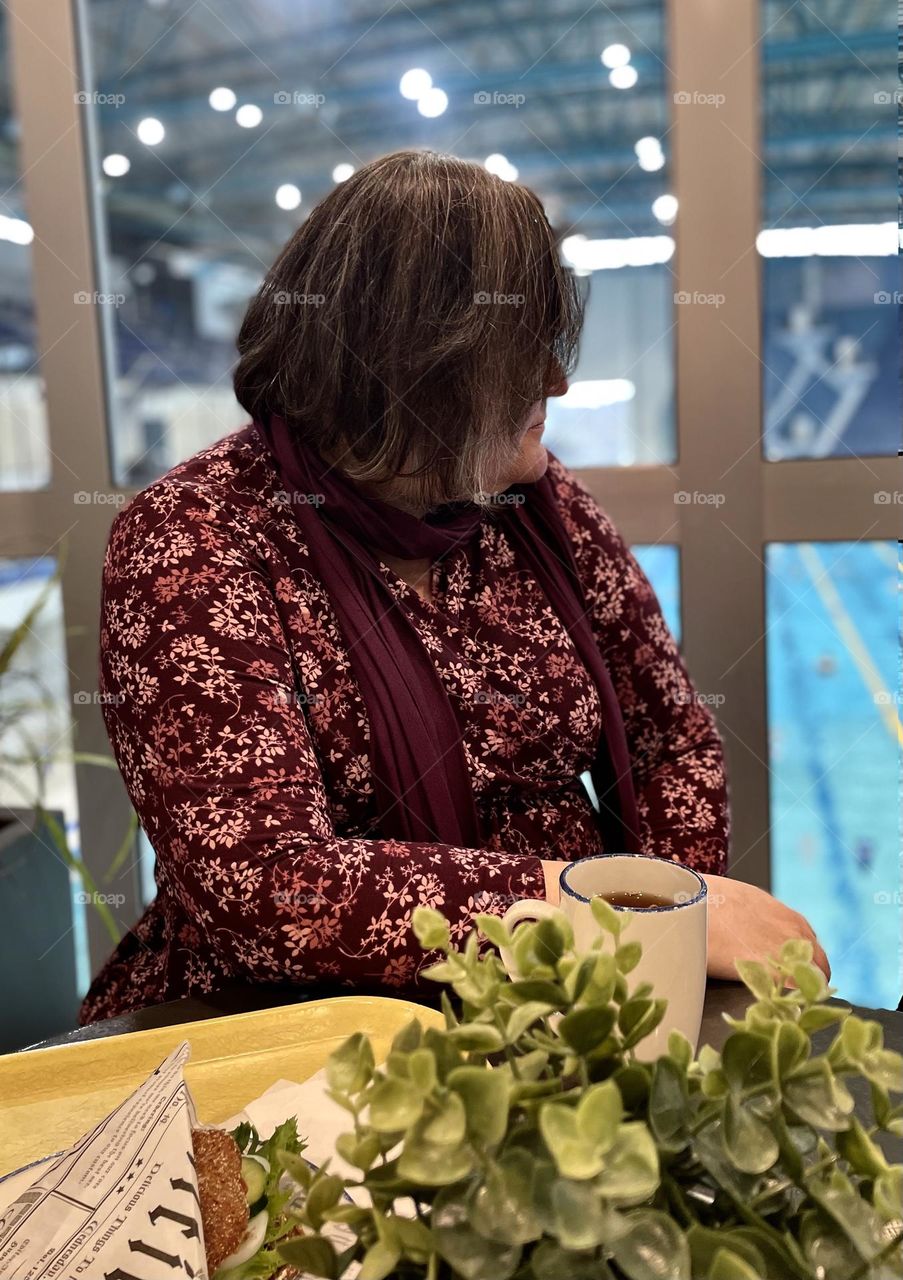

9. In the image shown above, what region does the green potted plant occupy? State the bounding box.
[272,903,902,1280]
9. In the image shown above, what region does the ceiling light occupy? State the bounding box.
[400,69,432,100]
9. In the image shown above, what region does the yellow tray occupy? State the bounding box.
[0,996,442,1180]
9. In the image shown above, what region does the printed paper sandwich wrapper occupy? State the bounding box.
[0,996,442,1279]
[0,1042,375,1278]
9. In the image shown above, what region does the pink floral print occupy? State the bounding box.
[80,428,728,1023]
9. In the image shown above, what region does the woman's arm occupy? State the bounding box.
[545,458,830,978]
[547,457,729,874]
[99,482,546,992]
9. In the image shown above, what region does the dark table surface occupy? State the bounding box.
[19,980,903,1164]
[29,977,903,1055]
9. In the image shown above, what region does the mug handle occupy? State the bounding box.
[499,898,557,979]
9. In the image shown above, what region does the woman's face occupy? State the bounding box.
[497,371,569,490]
[382,371,570,511]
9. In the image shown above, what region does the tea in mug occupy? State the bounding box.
[600,889,675,909]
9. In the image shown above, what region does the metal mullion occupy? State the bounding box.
[575,457,903,546]
[7,0,141,975]
[763,458,903,543]
[576,466,682,544]
[669,0,771,889]
[0,490,75,559]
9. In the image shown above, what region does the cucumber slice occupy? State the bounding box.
[240,1155,268,1206]
[247,1192,267,1219]
[216,1208,268,1271]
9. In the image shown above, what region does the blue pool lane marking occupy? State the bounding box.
[768,542,900,1009]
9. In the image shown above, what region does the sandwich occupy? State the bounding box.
[192,1116,307,1279]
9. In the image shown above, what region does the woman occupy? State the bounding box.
[81,150,827,1023]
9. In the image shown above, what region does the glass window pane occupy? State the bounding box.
[633,543,680,642]
[138,826,156,908]
[760,2,898,460]
[81,0,673,483]
[0,558,77,835]
[0,557,86,1044]
[0,11,50,491]
[545,265,675,468]
[766,541,901,1008]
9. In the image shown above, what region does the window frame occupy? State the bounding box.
[1,0,898,973]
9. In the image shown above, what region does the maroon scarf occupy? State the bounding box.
[256,417,640,853]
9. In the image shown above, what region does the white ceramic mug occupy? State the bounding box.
[501,853,708,1060]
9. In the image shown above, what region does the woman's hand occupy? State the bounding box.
[704,873,830,980]
[541,860,570,905]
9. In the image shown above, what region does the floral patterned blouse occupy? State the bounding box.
[80,427,729,1023]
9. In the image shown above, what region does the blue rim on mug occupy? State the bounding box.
[559,852,708,912]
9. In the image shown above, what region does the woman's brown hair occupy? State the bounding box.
[233,149,583,505]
